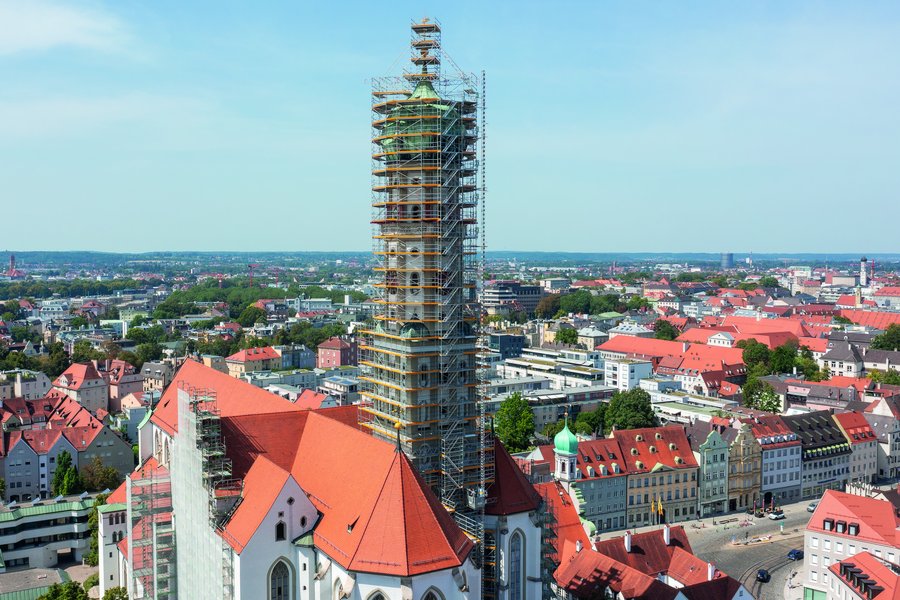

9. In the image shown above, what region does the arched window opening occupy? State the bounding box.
[509,531,525,600]
[275,521,286,541]
[270,560,290,600]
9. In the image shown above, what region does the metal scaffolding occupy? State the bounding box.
[127,462,175,599]
[360,16,493,571]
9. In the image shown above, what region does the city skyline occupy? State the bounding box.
[3,1,900,253]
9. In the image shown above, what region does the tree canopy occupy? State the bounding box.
[494,392,535,453]
[605,388,657,432]
[51,451,82,496]
[872,325,900,352]
[653,319,679,341]
[554,327,578,345]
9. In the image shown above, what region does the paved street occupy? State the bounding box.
[592,500,813,599]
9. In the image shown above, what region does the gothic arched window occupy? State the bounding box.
[270,560,290,600]
[275,521,286,541]
[509,531,525,600]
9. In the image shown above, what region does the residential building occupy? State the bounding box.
[482,281,543,314]
[52,362,109,414]
[225,346,283,377]
[141,361,174,392]
[783,411,852,499]
[603,358,653,391]
[92,359,142,411]
[483,384,614,431]
[316,375,359,405]
[746,415,802,506]
[820,342,864,377]
[829,551,900,600]
[865,396,900,480]
[727,422,762,511]
[607,320,654,339]
[273,344,316,369]
[834,411,879,484]
[685,422,731,517]
[614,426,700,526]
[576,327,608,350]
[0,369,52,400]
[804,490,900,598]
[315,336,358,369]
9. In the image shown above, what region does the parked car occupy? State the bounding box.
[756,569,771,582]
[788,549,804,561]
[768,510,785,520]
[807,500,820,513]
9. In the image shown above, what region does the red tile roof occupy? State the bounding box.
[225,346,280,362]
[834,412,877,445]
[220,456,291,553]
[808,490,900,547]
[53,362,105,390]
[291,414,472,576]
[295,389,331,410]
[533,438,627,481]
[840,309,900,329]
[875,287,900,297]
[536,480,590,565]
[150,360,304,436]
[613,426,699,474]
[829,551,900,600]
[485,437,541,516]
[317,336,354,350]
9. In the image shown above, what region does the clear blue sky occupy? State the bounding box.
[2,1,899,253]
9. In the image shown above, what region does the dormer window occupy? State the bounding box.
[836,521,846,534]
[824,518,834,531]
[849,523,860,536]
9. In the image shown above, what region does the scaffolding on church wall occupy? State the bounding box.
[127,462,175,599]
[359,18,493,578]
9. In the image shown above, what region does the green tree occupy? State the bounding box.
[869,369,900,385]
[534,294,561,319]
[542,419,566,439]
[711,275,729,287]
[758,276,780,288]
[737,281,759,291]
[604,389,657,432]
[494,392,535,453]
[237,306,267,327]
[135,342,163,365]
[80,456,123,492]
[652,319,679,341]
[872,325,900,351]
[37,581,89,600]
[626,296,650,311]
[574,404,606,436]
[833,315,854,325]
[0,478,5,498]
[590,293,622,314]
[2,299,20,318]
[83,493,109,567]
[747,383,781,413]
[770,342,799,374]
[70,316,89,328]
[52,451,82,496]
[554,327,578,345]
[102,587,129,600]
[737,339,771,371]
[558,290,592,315]
[71,340,102,363]
[83,574,99,593]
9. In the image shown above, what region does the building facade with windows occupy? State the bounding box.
[686,423,731,517]
[747,415,802,506]
[727,422,762,512]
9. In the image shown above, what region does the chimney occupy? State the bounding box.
[575,540,583,553]
[708,562,716,581]
[663,524,671,546]
[624,530,632,553]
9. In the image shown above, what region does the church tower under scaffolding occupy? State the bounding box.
[360,18,493,559]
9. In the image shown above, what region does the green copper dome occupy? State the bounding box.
[554,418,578,455]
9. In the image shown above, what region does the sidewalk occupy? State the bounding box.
[783,563,805,600]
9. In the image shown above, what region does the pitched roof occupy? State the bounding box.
[295,389,331,410]
[485,437,541,516]
[53,362,105,390]
[829,551,900,600]
[150,359,304,436]
[833,412,877,445]
[225,346,280,362]
[317,336,354,350]
[808,490,900,547]
[533,438,627,481]
[840,309,900,329]
[220,455,291,553]
[613,426,699,474]
[291,414,472,576]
